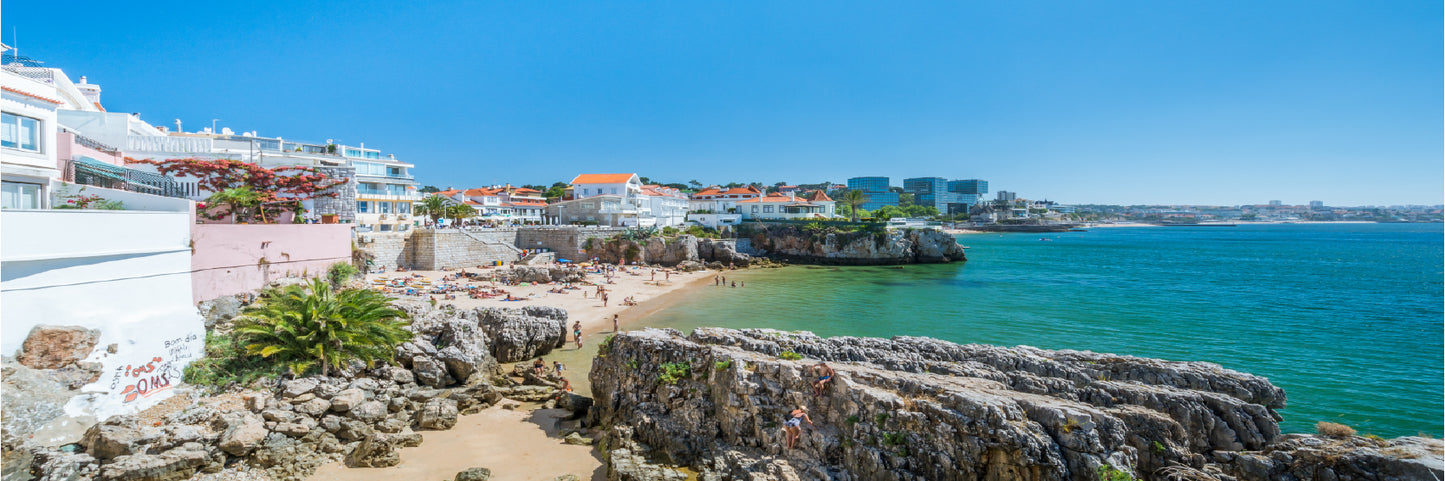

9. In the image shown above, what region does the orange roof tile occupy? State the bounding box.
[570,173,637,184]
[804,190,833,202]
[434,190,461,197]
[464,187,500,196]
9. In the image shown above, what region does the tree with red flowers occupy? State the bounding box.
[127,157,348,222]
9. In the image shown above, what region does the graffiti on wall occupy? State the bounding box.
[107,333,199,403]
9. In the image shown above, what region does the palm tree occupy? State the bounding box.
[234,279,412,376]
[841,189,868,222]
[207,187,264,223]
[445,203,477,226]
[415,195,449,225]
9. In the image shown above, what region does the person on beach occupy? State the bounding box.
[613,314,620,332]
[553,361,565,377]
[811,363,835,397]
[558,377,573,392]
[783,406,813,450]
[575,331,583,349]
[651,270,656,281]
[602,292,609,307]
[573,321,582,343]
[533,358,546,376]
[715,275,720,286]
[731,281,736,288]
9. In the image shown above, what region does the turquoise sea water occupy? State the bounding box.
[644,223,1444,437]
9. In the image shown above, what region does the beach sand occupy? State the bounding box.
[311,265,722,480]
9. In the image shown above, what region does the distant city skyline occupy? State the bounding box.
[5,1,1439,206]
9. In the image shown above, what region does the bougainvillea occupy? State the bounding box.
[127,157,348,222]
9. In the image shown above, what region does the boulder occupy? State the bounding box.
[415,398,459,430]
[411,357,455,388]
[455,467,492,481]
[348,400,388,423]
[471,307,568,362]
[344,434,400,468]
[328,388,366,412]
[95,447,211,481]
[215,412,267,457]
[292,397,331,417]
[80,416,142,460]
[16,325,100,370]
[279,378,318,398]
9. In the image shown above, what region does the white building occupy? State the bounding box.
[689,185,763,214]
[1,68,63,208]
[736,191,838,221]
[570,173,642,199]
[641,184,689,227]
[545,194,640,227]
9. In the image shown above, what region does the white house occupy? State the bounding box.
[2,68,65,208]
[689,185,763,214]
[570,173,642,199]
[641,184,689,227]
[736,190,838,221]
[545,194,641,227]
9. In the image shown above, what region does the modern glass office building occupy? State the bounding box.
[846,176,898,211]
[947,179,988,195]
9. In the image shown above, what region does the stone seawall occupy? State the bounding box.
[515,227,626,261]
[356,231,412,270]
[410,230,521,270]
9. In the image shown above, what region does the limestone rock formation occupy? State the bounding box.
[590,328,1441,481]
[468,306,569,363]
[16,325,100,370]
[585,235,751,267]
[747,226,966,265]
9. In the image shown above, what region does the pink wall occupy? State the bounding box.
[191,224,354,303]
[56,132,125,170]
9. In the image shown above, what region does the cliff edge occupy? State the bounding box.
[589,328,1441,481]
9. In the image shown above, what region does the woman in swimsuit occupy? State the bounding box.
[784,406,813,450]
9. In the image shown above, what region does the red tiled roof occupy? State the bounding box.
[514,187,541,194]
[571,173,637,184]
[804,190,833,202]
[434,190,461,197]
[1,86,63,105]
[464,187,501,196]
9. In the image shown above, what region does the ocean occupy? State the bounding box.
[643,223,1444,437]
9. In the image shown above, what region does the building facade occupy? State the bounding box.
[545,194,639,227]
[689,185,763,214]
[847,176,899,211]
[736,191,837,221]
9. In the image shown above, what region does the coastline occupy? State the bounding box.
[312,266,725,481]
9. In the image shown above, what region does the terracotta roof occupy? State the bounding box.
[464,187,500,196]
[804,190,833,202]
[2,86,63,105]
[463,200,482,206]
[514,187,541,194]
[738,195,799,204]
[570,173,637,184]
[434,190,461,197]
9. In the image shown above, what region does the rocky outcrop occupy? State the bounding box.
[590,328,1442,481]
[748,226,966,265]
[586,236,750,267]
[469,306,569,363]
[15,325,101,370]
[498,266,589,284]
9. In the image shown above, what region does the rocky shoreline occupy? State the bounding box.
[745,225,967,265]
[589,328,1442,481]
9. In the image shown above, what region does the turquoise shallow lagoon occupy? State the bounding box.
[643,223,1444,437]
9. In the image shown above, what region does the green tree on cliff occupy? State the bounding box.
[234,279,412,377]
[415,195,449,225]
[841,189,868,222]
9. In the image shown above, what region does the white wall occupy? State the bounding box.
[1,209,204,427]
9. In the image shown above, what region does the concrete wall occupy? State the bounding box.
[410,229,521,269]
[190,224,354,303]
[356,231,413,270]
[515,226,625,261]
[1,209,203,426]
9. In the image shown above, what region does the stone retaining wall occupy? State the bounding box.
[410,230,521,269]
[356,226,630,270]
[515,227,625,261]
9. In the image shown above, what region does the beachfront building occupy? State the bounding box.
[847,176,898,211]
[689,185,763,214]
[903,177,968,214]
[346,145,420,232]
[642,184,689,227]
[570,173,643,199]
[1,65,64,208]
[439,185,547,224]
[736,191,837,221]
[545,194,641,227]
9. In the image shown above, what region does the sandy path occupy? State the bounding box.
[312,405,604,481]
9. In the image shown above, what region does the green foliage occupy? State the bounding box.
[415,195,449,224]
[1152,440,1166,453]
[326,262,358,289]
[233,279,413,376]
[182,332,287,389]
[683,224,721,238]
[623,244,641,262]
[875,413,889,424]
[882,432,907,446]
[1096,465,1139,481]
[778,351,803,361]
[714,360,732,370]
[661,226,681,236]
[445,204,477,224]
[626,359,641,370]
[599,335,614,353]
[1364,433,1385,441]
[658,361,692,385]
[206,187,264,222]
[845,415,860,426]
[618,226,661,241]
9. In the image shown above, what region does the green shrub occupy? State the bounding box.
[183,331,287,389]
[1096,465,1139,481]
[626,359,641,370]
[599,335,614,353]
[714,360,732,370]
[882,432,907,446]
[778,351,803,361]
[327,262,358,289]
[658,361,692,385]
[234,279,412,376]
[875,413,889,424]
[845,415,859,426]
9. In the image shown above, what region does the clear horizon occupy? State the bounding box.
[5,1,1441,205]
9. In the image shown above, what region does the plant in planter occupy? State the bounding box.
[128,157,345,223]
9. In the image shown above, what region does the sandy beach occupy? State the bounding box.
[310,265,721,480]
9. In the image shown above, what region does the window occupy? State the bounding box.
[763,205,774,213]
[380,224,392,232]
[398,202,411,214]
[380,202,391,214]
[365,151,382,159]
[610,188,618,194]
[1,181,42,209]
[345,148,362,158]
[2,113,41,152]
[387,166,403,177]
[357,201,369,213]
[581,202,594,209]
[353,162,385,176]
[386,184,407,196]
[751,206,758,213]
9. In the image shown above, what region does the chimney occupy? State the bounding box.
[76,76,102,106]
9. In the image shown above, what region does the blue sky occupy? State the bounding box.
[6,1,1441,205]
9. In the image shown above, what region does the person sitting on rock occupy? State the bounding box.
[811,362,835,397]
[783,406,813,450]
[558,377,573,392]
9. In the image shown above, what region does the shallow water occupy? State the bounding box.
[642,223,1444,437]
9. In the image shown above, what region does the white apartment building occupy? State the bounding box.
[689,185,763,214]
[736,191,838,221]
[642,184,689,227]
